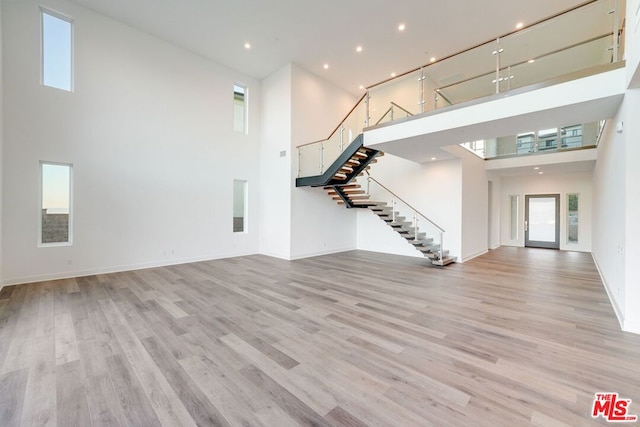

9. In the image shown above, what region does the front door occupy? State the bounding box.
[525,194,560,249]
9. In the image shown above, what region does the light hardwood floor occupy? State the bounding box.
[1,247,639,426]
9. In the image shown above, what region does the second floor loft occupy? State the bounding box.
[297,0,633,176]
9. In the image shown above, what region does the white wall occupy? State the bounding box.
[289,64,357,259]
[488,174,502,249]
[258,63,358,260]
[499,171,593,253]
[356,153,463,261]
[622,88,640,332]
[259,65,292,259]
[0,0,3,285]
[2,0,262,284]
[459,147,489,261]
[592,117,626,321]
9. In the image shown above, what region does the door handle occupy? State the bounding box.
[524,221,528,232]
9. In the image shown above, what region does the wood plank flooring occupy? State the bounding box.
[1,247,639,426]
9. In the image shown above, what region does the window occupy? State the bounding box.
[233,180,247,233]
[233,83,247,133]
[40,162,72,245]
[516,132,535,154]
[510,195,519,240]
[41,9,73,91]
[538,128,558,151]
[567,193,579,244]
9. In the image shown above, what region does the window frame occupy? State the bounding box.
[233,83,248,134]
[233,179,248,233]
[40,7,74,92]
[39,161,74,247]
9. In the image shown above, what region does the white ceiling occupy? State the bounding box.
[69,0,586,95]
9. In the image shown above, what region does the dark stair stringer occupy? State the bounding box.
[295,134,382,188]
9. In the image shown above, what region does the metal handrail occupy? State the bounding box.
[366,173,445,233]
[375,102,414,125]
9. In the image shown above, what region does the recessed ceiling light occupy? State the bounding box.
[538,171,544,175]
[430,57,436,63]
[528,59,535,63]
[390,72,396,77]
[359,85,364,90]
[244,42,251,49]
[323,64,329,70]
[356,46,363,53]
[534,167,540,170]
[516,22,524,29]
[398,23,406,31]
[431,157,437,161]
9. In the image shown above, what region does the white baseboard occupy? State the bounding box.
[461,249,488,263]
[289,247,357,261]
[1,251,259,286]
[591,253,626,331]
[623,319,640,335]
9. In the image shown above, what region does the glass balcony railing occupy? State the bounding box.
[460,121,605,159]
[297,0,624,177]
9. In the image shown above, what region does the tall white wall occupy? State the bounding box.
[593,118,626,322]
[356,153,463,261]
[259,65,292,259]
[0,0,3,285]
[499,171,593,253]
[459,147,489,261]
[587,0,640,335]
[2,0,261,284]
[289,64,357,259]
[487,174,502,249]
[622,88,640,332]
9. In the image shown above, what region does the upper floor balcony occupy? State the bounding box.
[298,0,627,175]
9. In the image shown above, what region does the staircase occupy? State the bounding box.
[296,134,456,267]
[324,182,456,266]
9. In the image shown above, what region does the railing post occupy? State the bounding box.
[390,102,394,122]
[365,90,370,127]
[297,149,301,177]
[434,90,439,110]
[414,213,418,240]
[492,37,503,94]
[612,0,620,62]
[419,67,425,114]
[392,198,396,223]
[366,176,370,195]
[319,143,324,174]
[340,124,345,152]
[439,232,444,261]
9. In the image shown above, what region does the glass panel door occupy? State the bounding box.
[525,194,560,249]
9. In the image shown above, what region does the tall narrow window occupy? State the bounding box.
[233,180,247,233]
[233,84,247,133]
[510,195,519,240]
[41,162,72,245]
[41,9,73,91]
[568,193,579,244]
